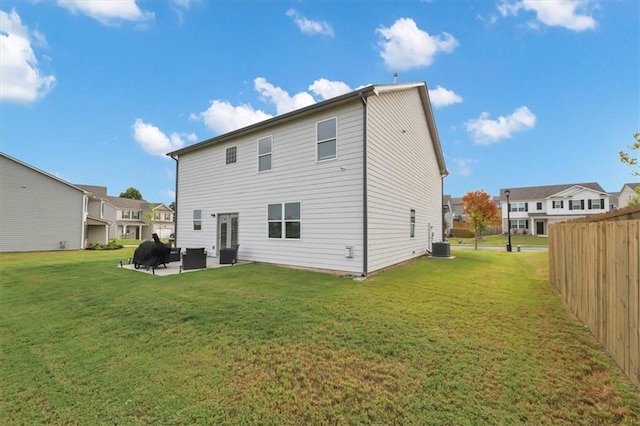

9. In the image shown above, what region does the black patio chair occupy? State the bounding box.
[181,247,207,271]
[219,244,240,265]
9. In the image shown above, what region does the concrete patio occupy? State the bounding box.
[119,257,250,276]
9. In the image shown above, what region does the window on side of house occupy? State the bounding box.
[317,118,337,161]
[552,200,563,209]
[509,202,527,212]
[588,198,604,209]
[132,211,141,220]
[193,209,202,231]
[536,202,542,210]
[258,136,272,172]
[410,209,416,238]
[569,200,584,210]
[267,202,301,239]
[164,213,171,221]
[226,146,237,165]
[122,210,130,219]
[510,219,529,229]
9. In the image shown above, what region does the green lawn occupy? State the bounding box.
[450,234,549,247]
[1,249,638,424]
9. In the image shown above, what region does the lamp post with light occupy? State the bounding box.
[505,189,512,252]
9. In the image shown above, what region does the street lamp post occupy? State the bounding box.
[505,189,512,252]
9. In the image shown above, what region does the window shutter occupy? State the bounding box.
[569,201,572,210]
[525,202,528,212]
[600,198,604,209]
[588,199,592,209]
[581,200,585,210]
[561,200,564,208]
[525,221,529,229]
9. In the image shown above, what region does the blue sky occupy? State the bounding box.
[1,0,638,204]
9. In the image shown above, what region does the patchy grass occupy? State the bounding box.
[1,249,638,424]
[451,233,549,247]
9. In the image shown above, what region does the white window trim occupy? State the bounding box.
[225,145,238,165]
[257,136,273,173]
[316,117,338,162]
[410,209,416,239]
[266,202,302,240]
[193,209,202,231]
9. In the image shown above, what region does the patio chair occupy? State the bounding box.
[219,244,240,265]
[169,247,181,263]
[181,247,207,271]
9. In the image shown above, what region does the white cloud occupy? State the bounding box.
[376,18,458,71]
[428,85,463,108]
[56,0,153,25]
[195,77,352,135]
[466,106,536,145]
[308,78,352,100]
[199,100,272,135]
[286,9,334,37]
[498,0,597,31]
[452,158,474,177]
[254,77,316,115]
[132,119,196,157]
[0,9,56,103]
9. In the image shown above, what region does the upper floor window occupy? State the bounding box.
[193,209,202,231]
[536,202,542,210]
[317,118,337,161]
[588,198,604,209]
[164,213,171,221]
[258,137,272,172]
[101,202,105,218]
[122,210,130,219]
[569,200,584,210]
[268,202,301,239]
[226,146,237,165]
[410,209,416,238]
[132,211,140,220]
[552,200,564,209]
[509,202,527,212]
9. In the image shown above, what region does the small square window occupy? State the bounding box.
[226,146,237,165]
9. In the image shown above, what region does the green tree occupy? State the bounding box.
[619,131,640,206]
[119,187,143,200]
[462,190,499,250]
[143,204,157,231]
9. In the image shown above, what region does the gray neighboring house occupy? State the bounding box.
[499,182,611,235]
[168,82,448,276]
[0,152,111,252]
[102,196,175,240]
[618,182,640,207]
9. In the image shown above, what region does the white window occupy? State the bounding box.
[132,211,140,220]
[589,198,603,209]
[122,210,130,219]
[164,213,171,221]
[101,202,105,218]
[510,219,528,229]
[410,209,416,238]
[193,209,202,231]
[317,118,337,161]
[226,146,237,165]
[267,202,301,239]
[552,200,563,209]
[258,137,272,172]
[509,202,527,212]
[569,200,584,210]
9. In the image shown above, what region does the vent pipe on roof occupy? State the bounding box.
[393,73,398,84]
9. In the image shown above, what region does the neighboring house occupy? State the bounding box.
[443,195,453,236]
[102,196,175,240]
[450,197,465,222]
[499,183,611,235]
[0,152,111,252]
[76,185,118,240]
[618,183,640,207]
[168,82,448,276]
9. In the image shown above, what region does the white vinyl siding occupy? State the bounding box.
[176,101,364,272]
[366,88,443,272]
[0,155,85,252]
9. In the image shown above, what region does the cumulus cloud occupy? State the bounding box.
[286,9,334,37]
[254,77,316,115]
[376,18,458,71]
[308,78,352,100]
[195,77,352,135]
[0,9,56,103]
[451,158,475,177]
[498,0,597,31]
[466,106,536,145]
[199,100,272,135]
[56,0,153,25]
[428,85,463,108]
[132,119,196,157]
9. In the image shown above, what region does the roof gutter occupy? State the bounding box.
[170,154,179,245]
[360,93,369,277]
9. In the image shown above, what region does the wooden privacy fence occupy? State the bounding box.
[549,205,640,387]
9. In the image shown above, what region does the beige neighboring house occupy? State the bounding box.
[0,152,111,252]
[618,182,640,207]
[103,196,175,240]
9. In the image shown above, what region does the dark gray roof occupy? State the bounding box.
[104,196,149,210]
[623,182,640,190]
[75,184,107,197]
[443,194,452,205]
[500,182,606,201]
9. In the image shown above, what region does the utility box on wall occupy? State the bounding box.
[344,246,354,258]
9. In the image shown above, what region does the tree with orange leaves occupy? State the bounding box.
[462,189,499,250]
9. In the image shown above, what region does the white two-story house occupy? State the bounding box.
[500,183,611,236]
[168,82,448,276]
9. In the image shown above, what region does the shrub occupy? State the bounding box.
[86,240,123,250]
